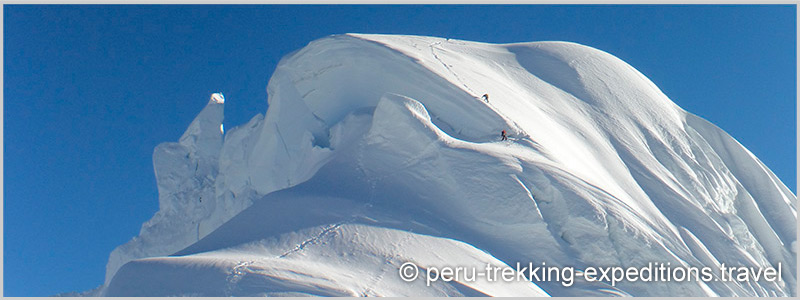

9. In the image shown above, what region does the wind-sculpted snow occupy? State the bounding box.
[103,34,796,296]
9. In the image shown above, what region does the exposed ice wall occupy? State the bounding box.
[104,94,224,283]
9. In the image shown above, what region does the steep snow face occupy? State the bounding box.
[104,34,796,297]
[105,93,224,283]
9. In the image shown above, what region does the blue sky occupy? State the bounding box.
[4,4,795,296]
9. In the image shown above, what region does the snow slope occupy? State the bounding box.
[102,34,796,296]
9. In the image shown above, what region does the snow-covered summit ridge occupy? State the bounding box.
[103,34,796,297]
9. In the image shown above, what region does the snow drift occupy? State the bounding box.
[101,34,796,297]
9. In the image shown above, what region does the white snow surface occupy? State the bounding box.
[211,92,225,104]
[102,34,796,297]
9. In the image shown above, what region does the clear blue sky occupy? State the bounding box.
[4,4,795,296]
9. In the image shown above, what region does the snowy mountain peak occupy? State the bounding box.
[104,94,225,284]
[211,92,225,104]
[102,34,796,297]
